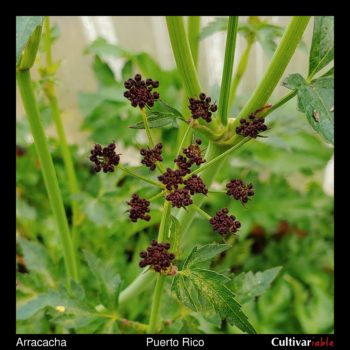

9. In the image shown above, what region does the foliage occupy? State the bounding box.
[16,16,333,334]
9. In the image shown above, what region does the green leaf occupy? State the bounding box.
[230,266,282,304]
[309,16,334,78]
[92,55,116,86]
[157,100,183,117]
[184,243,231,269]
[130,113,182,129]
[200,17,228,40]
[16,16,43,64]
[85,38,128,57]
[283,73,334,144]
[172,268,256,334]
[121,60,133,81]
[83,250,121,307]
[172,245,256,334]
[17,238,50,274]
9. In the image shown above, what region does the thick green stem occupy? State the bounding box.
[17,70,78,287]
[147,201,171,333]
[234,16,310,126]
[119,271,155,306]
[218,16,238,126]
[147,275,165,333]
[229,41,253,109]
[166,16,201,97]
[42,17,81,259]
[187,16,200,68]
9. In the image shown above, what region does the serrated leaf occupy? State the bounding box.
[230,266,282,304]
[172,245,256,334]
[16,288,94,321]
[183,243,231,269]
[309,16,334,78]
[283,73,334,144]
[16,16,43,64]
[200,17,228,40]
[172,267,256,334]
[17,238,50,274]
[83,250,121,307]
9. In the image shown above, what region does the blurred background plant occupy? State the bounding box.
[16,16,333,334]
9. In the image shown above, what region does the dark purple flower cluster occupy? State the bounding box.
[139,240,175,273]
[161,138,207,208]
[89,142,120,173]
[166,188,193,208]
[123,74,160,108]
[127,193,151,222]
[210,208,241,236]
[140,143,163,171]
[188,93,217,122]
[226,179,254,204]
[184,175,208,195]
[158,168,184,191]
[236,106,271,138]
[183,139,206,166]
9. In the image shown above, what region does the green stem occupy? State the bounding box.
[186,138,248,177]
[229,41,253,109]
[192,204,212,220]
[43,17,53,65]
[263,91,297,118]
[149,191,166,202]
[166,16,201,97]
[118,165,164,188]
[141,108,164,173]
[234,16,310,126]
[187,16,201,68]
[17,69,78,288]
[174,124,192,165]
[147,275,165,333]
[42,17,82,259]
[218,16,238,126]
[175,141,227,235]
[119,271,155,306]
[147,201,171,333]
[141,108,155,148]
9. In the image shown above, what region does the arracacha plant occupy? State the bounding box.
[17,16,334,338]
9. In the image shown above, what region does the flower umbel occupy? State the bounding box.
[236,106,271,138]
[210,208,241,235]
[140,143,163,171]
[158,168,184,191]
[123,74,160,108]
[184,174,208,195]
[226,179,254,204]
[139,240,175,273]
[188,93,217,122]
[127,193,151,222]
[166,188,193,208]
[183,139,205,166]
[89,142,120,173]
